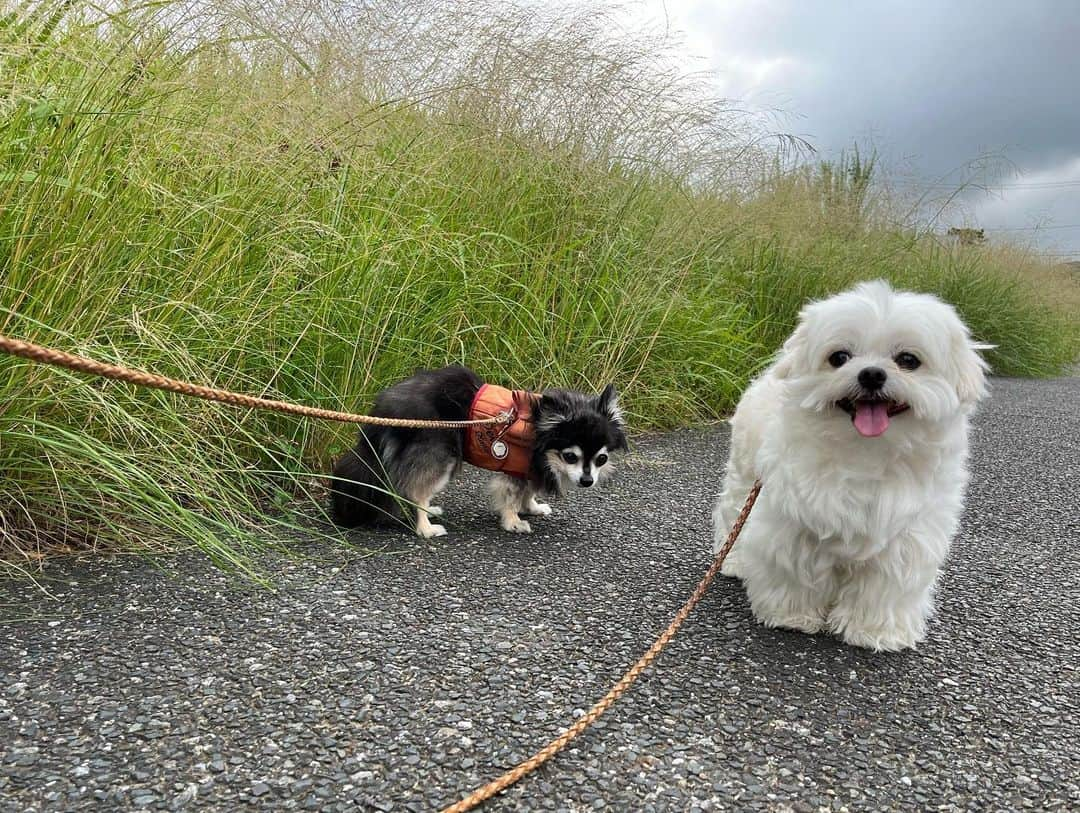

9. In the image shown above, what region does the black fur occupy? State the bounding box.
[330,366,481,526]
[329,366,627,528]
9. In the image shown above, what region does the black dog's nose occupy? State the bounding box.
[579,475,594,487]
[858,366,888,390]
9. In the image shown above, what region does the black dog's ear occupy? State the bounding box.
[597,383,623,424]
[597,384,629,450]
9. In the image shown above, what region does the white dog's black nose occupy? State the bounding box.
[858,366,888,390]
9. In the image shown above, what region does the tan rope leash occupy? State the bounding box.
[1,332,761,809]
[0,335,511,429]
[441,479,762,813]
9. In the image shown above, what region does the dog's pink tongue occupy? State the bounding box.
[853,401,890,437]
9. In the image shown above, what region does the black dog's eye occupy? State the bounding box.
[595,454,608,467]
[895,352,921,371]
[828,350,852,368]
[561,451,579,464]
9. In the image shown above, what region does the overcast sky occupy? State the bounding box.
[626,0,1080,258]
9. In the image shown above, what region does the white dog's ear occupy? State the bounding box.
[772,319,809,379]
[954,338,992,406]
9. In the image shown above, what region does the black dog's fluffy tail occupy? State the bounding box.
[329,428,397,527]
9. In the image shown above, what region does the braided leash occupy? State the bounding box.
[0,334,511,429]
[441,479,762,812]
[1,332,763,810]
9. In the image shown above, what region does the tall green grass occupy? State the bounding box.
[1,1,1077,567]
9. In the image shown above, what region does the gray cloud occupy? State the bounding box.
[631,0,1080,255]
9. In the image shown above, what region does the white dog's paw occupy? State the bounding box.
[838,626,920,652]
[501,517,533,533]
[756,610,826,636]
[416,522,447,539]
[833,620,922,652]
[744,581,829,635]
[524,501,552,516]
[828,609,924,652]
[426,505,444,517]
[719,553,745,579]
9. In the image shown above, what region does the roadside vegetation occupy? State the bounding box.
[2,1,1077,569]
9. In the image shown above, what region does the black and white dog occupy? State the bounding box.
[330,365,627,537]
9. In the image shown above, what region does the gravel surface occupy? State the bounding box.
[2,377,1078,811]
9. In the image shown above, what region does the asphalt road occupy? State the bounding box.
[1,377,1078,812]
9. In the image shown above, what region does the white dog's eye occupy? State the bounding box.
[895,352,921,371]
[561,451,579,464]
[828,350,852,368]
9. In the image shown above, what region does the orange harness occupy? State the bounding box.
[464,384,536,480]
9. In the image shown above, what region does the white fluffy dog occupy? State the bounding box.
[713,281,990,651]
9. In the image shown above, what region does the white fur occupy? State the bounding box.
[487,445,614,533]
[713,281,990,651]
[544,445,614,490]
[488,474,534,533]
[414,463,453,538]
[523,496,552,516]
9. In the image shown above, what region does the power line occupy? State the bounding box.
[984,223,1080,231]
[894,180,1080,191]
[980,181,1080,189]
